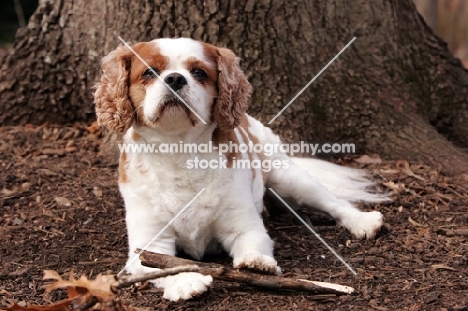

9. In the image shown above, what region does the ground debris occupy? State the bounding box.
[1,125,468,310]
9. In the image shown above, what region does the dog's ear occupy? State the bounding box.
[94,45,134,133]
[213,47,252,131]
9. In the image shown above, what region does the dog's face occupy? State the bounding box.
[94,38,252,133]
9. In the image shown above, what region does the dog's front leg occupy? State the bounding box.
[214,203,282,276]
[121,189,212,301]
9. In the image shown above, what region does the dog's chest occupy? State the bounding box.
[126,151,230,215]
[124,152,230,258]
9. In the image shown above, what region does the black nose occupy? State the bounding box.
[164,73,187,91]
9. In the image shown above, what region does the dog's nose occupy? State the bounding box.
[164,73,187,91]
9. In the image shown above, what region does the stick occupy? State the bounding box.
[138,250,354,295]
[438,228,468,237]
[112,265,199,290]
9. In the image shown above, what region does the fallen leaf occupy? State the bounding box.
[7,270,121,311]
[45,270,115,299]
[43,270,63,281]
[93,187,103,199]
[54,197,71,207]
[354,154,382,165]
[87,121,100,134]
[395,160,424,181]
[1,187,30,199]
[383,181,405,192]
[416,227,430,235]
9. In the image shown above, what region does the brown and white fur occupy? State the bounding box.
[94,38,388,301]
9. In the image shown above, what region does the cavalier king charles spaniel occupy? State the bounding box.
[94,38,388,301]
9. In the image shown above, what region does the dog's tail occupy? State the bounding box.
[290,157,390,204]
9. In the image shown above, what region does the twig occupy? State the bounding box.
[438,228,468,237]
[112,265,199,290]
[138,250,355,295]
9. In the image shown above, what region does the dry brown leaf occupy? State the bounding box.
[395,160,425,181]
[43,270,63,281]
[93,187,103,199]
[87,121,100,134]
[417,227,430,235]
[6,270,121,311]
[45,270,115,299]
[383,181,406,193]
[1,187,30,199]
[380,169,400,174]
[54,197,71,207]
[354,154,382,165]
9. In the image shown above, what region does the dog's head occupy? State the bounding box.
[94,38,252,134]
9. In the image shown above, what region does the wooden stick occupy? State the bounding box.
[439,228,468,237]
[138,250,354,295]
[112,265,200,290]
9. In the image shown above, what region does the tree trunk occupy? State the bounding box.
[1,0,468,174]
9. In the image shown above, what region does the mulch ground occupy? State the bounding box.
[1,124,467,311]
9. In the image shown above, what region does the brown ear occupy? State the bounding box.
[93,46,134,133]
[213,47,252,131]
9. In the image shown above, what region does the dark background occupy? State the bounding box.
[0,0,38,43]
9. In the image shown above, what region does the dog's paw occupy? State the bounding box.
[154,272,212,302]
[233,253,281,275]
[340,211,383,239]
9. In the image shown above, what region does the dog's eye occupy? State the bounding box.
[142,68,160,79]
[191,69,207,80]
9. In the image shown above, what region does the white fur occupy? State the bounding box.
[109,38,389,301]
[155,272,213,301]
[290,157,388,203]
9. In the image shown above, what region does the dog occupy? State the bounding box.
[94,38,388,301]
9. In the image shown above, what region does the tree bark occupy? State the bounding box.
[1,0,468,173]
